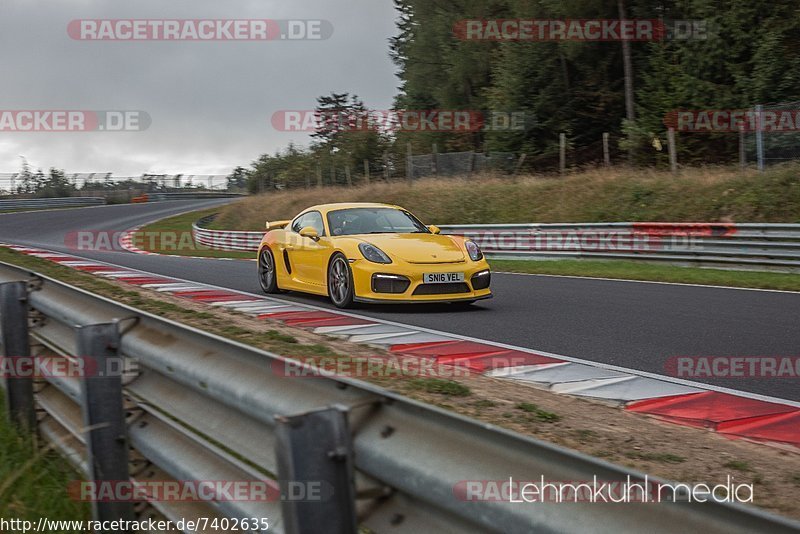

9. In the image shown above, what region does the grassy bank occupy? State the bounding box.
[137,207,254,259]
[0,398,88,521]
[211,164,800,230]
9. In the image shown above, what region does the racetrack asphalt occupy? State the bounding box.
[1,199,798,401]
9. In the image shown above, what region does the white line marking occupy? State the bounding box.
[494,271,800,295]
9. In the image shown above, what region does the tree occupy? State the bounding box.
[227,166,249,191]
[33,168,74,198]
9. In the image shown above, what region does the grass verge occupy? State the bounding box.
[491,259,800,292]
[0,398,88,521]
[135,207,254,259]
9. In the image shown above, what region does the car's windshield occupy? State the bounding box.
[327,208,429,236]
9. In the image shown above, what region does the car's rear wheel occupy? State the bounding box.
[328,253,355,308]
[258,248,280,294]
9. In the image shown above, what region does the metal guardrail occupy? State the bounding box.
[0,261,798,533]
[0,197,106,210]
[147,192,246,202]
[192,218,800,272]
[438,222,800,272]
[193,215,265,251]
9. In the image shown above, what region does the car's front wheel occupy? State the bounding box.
[258,248,280,294]
[328,253,355,308]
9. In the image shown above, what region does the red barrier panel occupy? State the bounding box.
[631,222,738,237]
[718,410,800,447]
[626,392,797,430]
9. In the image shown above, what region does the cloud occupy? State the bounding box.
[0,0,398,174]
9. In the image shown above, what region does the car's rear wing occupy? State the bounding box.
[265,220,291,231]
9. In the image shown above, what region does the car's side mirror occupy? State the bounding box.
[428,225,441,235]
[299,226,320,241]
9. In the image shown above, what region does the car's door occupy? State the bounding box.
[289,211,330,288]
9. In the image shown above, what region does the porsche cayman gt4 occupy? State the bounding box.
[257,203,492,308]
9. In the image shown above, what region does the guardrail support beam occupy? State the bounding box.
[77,323,135,525]
[276,406,357,534]
[0,281,35,431]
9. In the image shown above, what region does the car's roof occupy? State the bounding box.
[302,202,404,214]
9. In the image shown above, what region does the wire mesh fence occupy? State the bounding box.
[408,151,517,179]
[744,101,800,169]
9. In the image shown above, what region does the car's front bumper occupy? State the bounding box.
[354,293,493,305]
[349,259,493,303]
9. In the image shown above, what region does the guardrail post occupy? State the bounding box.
[667,127,678,173]
[77,323,135,525]
[755,104,765,172]
[0,281,35,431]
[275,406,357,534]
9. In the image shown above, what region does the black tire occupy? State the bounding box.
[328,253,355,308]
[258,248,280,294]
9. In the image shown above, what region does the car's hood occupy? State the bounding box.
[355,234,465,263]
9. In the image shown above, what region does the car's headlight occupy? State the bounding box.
[359,243,392,264]
[465,240,483,261]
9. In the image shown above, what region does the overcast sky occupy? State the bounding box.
[0,0,399,175]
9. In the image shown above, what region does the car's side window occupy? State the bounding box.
[290,212,326,237]
[304,211,326,237]
[291,214,307,234]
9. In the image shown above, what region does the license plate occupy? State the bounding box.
[423,272,465,284]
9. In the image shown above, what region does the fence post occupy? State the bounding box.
[559,133,566,174]
[432,143,438,175]
[345,162,352,187]
[667,128,678,173]
[0,281,35,431]
[739,125,746,170]
[406,143,413,183]
[77,323,135,524]
[275,407,357,534]
[316,163,323,188]
[755,104,765,172]
[602,133,611,166]
[383,152,390,182]
[363,160,370,185]
[514,154,527,175]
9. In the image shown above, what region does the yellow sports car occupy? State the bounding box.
[257,203,492,308]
